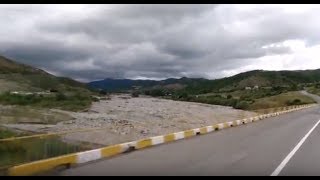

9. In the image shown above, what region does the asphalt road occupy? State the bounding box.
[57,92,320,176]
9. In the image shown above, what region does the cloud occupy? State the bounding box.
[0,4,320,82]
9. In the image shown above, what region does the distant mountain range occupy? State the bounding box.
[87,77,207,92]
[87,69,320,94]
[1,54,320,96]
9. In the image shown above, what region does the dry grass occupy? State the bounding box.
[307,87,320,96]
[248,91,315,110]
[0,105,74,125]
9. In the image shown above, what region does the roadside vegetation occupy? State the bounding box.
[0,90,95,112]
[246,91,315,110]
[0,106,73,125]
[306,83,320,96]
[0,136,87,169]
[0,127,18,139]
[139,85,316,110]
[0,127,91,169]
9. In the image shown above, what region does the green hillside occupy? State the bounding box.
[183,69,320,95]
[89,69,320,96]
[0,55,88,92]
[0,55,94,111]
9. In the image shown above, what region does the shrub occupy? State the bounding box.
[56,93,67,101]
[234,101,250,109]
[49,89,59,93]
[131,91,139,97]
[0,128,17,139]
[0,92,92,111]
[149,89,165,97]
[179,92,189,99]
[91,97,100,102]
[99,90,107,95]
[227,95,232,99]
[293,99,302,104]
[144,90,150,96]
[286,99,302,106]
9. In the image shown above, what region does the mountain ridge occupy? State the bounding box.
[87,69,320,94]
[0,55,89,92]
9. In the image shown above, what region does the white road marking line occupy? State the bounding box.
[271,119,320,176]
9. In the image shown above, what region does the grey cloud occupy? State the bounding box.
[0,4,320,81]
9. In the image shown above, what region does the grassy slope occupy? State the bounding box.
[247,91,316,110]
[0,92,93,112]
[198,89,272,99]
[0,128,87,168]
[0,55,95,111]
[307,87,320,96]
[0,55,89,92]
[184,69,320,95]
[0,55,47,74]
[0,105,73,124]
[0,127,18,139]
[184,89,315,111]
[128,69,320,99]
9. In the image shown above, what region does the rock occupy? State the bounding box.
[64,121,74,124]
[140,130,149,135]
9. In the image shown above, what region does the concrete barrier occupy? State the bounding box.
[7,104,318,176]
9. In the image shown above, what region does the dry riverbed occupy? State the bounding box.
[1,94,258,146]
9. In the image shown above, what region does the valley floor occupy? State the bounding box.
[1,94,258,146]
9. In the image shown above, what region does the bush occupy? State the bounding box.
[0,92,93,112]
[213,94,222,98]
[56,93,67,101]
[239,95,248,100]
[131,91,139,97]
[234,101,250,109]
[0,128,17,139]
[149,89,165,97]
[293,99,302,104]
[144,90,150,96]
[286,99,302,106]
[179,92,189,99]
[229,99,239,107]
[227,95,232,99]
[49,89,59,93]
[99,90,107,95]
[91,97,100,102]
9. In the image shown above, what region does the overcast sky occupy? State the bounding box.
[1,4,320,82]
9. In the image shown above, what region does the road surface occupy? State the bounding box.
[57,94,320,176]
